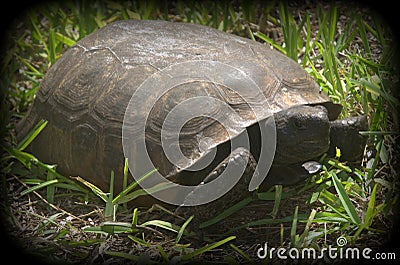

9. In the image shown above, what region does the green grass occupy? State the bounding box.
[1,1,398,263]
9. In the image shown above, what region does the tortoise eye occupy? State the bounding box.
[294,119,306,129]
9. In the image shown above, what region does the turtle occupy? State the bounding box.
[17,20,367,211]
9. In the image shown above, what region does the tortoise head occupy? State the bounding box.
[270,105,331,165]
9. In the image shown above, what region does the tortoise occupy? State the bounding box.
[17,20,367,210]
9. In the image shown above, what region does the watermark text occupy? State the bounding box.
[257,237,396,261]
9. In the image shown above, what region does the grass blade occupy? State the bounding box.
[48,28,57,65]
[141,220,180,233]
[180,236,236,261]
[132,208,138,226]
[55,32,76,47]
[16,119,48,151]
[113,182,175,205]
[365,183,379,226]
[20,179,58,196]
[29,12,49,57]
[354,183,380,239]
[254,31,286,54]
[176,215,194,244]
[123,158,129,192]
[356,15,371,57]
[103,222,133,234]
[16,56,43,76]
[6,146,88,193]
[157,245,169,262]
[290,206,299,247]
[84,221,135,235]
[73,176,108,202]
[230,243,252,262]
[298,209,317,246]
[121,158,129,210]
[332,172,361,224]
[128,235,152,247]
[199,197,253,229]
[104,171,115,221]
[271,185,283,218]
[351,78,399,107]
[313,211,350,223]
[112,168,157,204]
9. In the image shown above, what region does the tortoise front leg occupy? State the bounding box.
[175,147,258,221]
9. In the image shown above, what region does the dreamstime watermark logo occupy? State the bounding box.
[122,60,276,206]
[257,236,396,261]
[336,236,347,247]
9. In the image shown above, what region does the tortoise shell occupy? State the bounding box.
[18,20,340,194]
